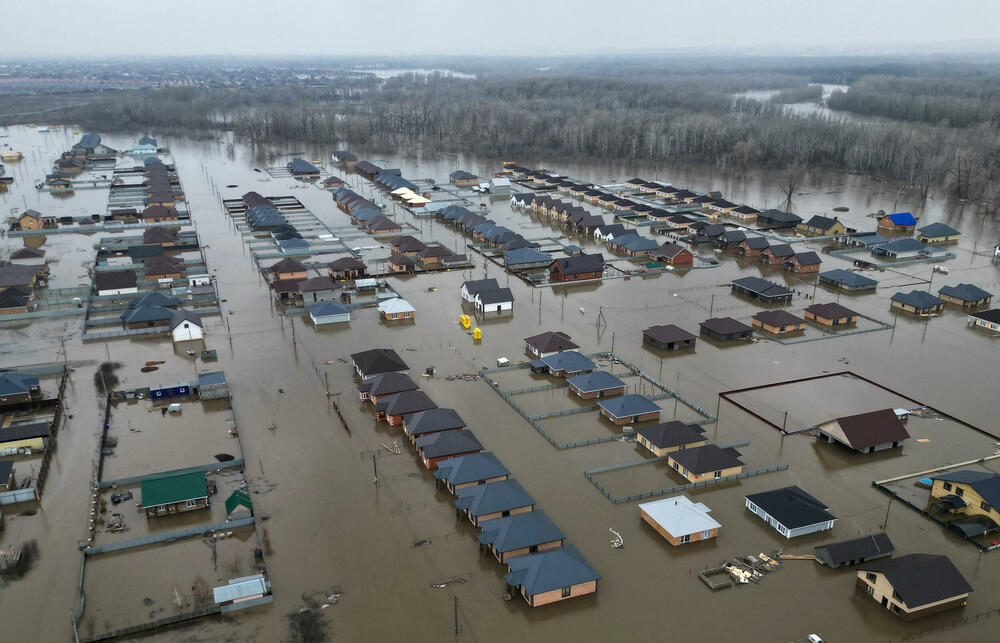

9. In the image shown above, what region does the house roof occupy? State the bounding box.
[969,309,1000,324]
[0,371,40,397]
[828,409,910,449]
[504,544,600,596]
[0,421,50,442]
[455,478,533,516]
[566,371,626,394]
[463,279,500,297]
[752,310,805,327]
[805,302,857,319]
[802,215,841,230]
[143,227,179,243]
[621,237,660,252]
[0,264,40,288]
[287,158,319,173]
[598,394,661,419]
[143,255,183,275]
[745,485,835,529]
[930,470,1000,509]
[120,304,174,324]
[767,243,795,257]
[298,276,341,293]
[636,421,706,449]
[814,533,894,567]
[731,276,793,298]
[477,288,514,305]
[417,429,483,459]
[94,270,137,291]
[403,408,466,436]
[819,269,877,288]
[858,554,972,608]
[891,290,944,309]
[378,390,436,417]
[644,324,696,344]
[742,237,770,250]
[378,298,415,315]
[434,452,509,486]
[552,253,604,275]
[328,256,366,271]
[419,245,452,259]
[367,215,400,232]
[539,351,596,374]
[478,509,565,553]
[357,372,418,397]
[875,238,928,253]
[721,230,746,243]
[450,170,477,181]
[269,258,306,274]
[272,278,305,294]
[639,495,721,536]
[654,243,691,259]
[0,286,31,309]
[938,283,992,302]
[700,317,752,335]
[882,212,917,226]
[225,490,253,515]
[308,300,350,318]
[140,469,207,507]
[669,444,743,475]
[10,247,45,260]
[170,308,203,329]
[503,247,552,267]
[351,348,409,375]
[917,222,960,237]
[732,205,762,215]
[387,253,415,267]
[391,235,427,252]
[792,251,822,265]
[524,331,578,353]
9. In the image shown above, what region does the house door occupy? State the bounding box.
[496,305,501,313]
[881,597,888,607]
[633,416,639,423]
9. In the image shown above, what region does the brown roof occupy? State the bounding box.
[524,331,578,353]
[142,205,179,219]
[831,409,910,449]
[388,254,415,266]
[328,256,366,271]
[752,310,805,326]
[273,278,305,293]
[94,270,137,291]
[805,302,857,319]
[700,317,752,334]
[142,255,183,276]
[298,276,342,293]
[643,324,696,343]
[269,258,306,274]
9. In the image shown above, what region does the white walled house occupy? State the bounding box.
[171,309,204,342]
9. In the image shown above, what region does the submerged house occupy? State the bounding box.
[478,509,566,563]
[504,544,600,607]
[666,444,744,483]
[357,372,418,403]
[857,554,972,620]
[639,495,721,546]
[598,394,661,426]
[804,302,858,328]
[378,297,416,321]
[524,331,578,358]
[456,478,535,526]
[890,290,945,316]
[140,469,209,518]
[745,486,836,538]
[308,301,350,325]
[566,371,626,399]
[797,215,847,237]
[416,429,483,469]
[537,351,596,378]
[636,421,707,457]
[938,284,992,309]
[549,254,604,282]
[815,533,894,569]
[434,452,510,494]
[917,223,960,245]
[351,348,409,380]
[375,390,436,425]
[871,238,929,259]
[730,277,793,304]
[877,212,917,233]
[967,309,1000,334]
[700,317,753,342]
[929,470,1000,537]
[651,242,694,266]
[785,251,822,274]
[816,409,910,453]
[751,310,807,337]
[642,324,696,351]
[818,269,878,293]
[402,408,466,444]
[327,256,367,280]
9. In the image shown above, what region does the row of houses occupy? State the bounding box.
[351,348,600,607]
[0,259,48,314]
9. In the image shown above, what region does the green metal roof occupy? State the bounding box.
[140,469,207,508]
[225,490,253,515]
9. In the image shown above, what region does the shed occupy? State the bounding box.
[456,478,535,525]
[434,452,509,493]
[700,317,753,342]
[643,324,696,351]
[213,573,270,608]
[479,510,565,563]
[504,544,600,607]
[598,394,661,426]
[639,495,721,546]
[566,371,626,399]
[815,533,893,568]
[745,486,836,538]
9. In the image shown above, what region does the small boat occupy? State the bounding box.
[37,126,50,133]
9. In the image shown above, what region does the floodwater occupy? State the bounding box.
[2,125,1000,643]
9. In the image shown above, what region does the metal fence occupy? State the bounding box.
[84,517,255,556]
[586,464,789,504]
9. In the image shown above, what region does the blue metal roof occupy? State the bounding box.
[891,290,945,309]
[939,283,992,302]
[129,292,181,308]
[455,479,534,517]
[884,212,917,226]
[819,269,877,288]
[0,371,39,397]
[873,238,928,253]
[539,351,596,374]
[621,236,659,252]
[309,300,349,317]
[918,222,960,237]
[120,304,174,324]
[287,159,319,174]
[566,371,626,393]
[504,544,600,596]
[197,371,227,387]
[434,452,509,486]
[478,509,565,553]
[598,394,661,419]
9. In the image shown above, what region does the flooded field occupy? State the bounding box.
[2,124,1000,642]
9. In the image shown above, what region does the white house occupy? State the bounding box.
[474,287,514,314]
[639,495,721,546]
[170,309,204,342]
[378,297,415,321]
[131,136,158,155]
[489,177,512,194]
[461,278,500,303]
[744,486,836,539]
[309,300,351,325]
[188,274,211,287]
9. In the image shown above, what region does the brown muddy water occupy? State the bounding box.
[1,125,1000,642]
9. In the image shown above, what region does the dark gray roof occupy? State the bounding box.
[287,159,319,174]
[455,478,534,517]
[298,276,341,293]
[463,278,499,296]
[768,243,795,257]
[731,277,793,298]
[403,408,466,437]
[357,372,418,396]
[803,215,840,230]
[539,351,596,374]
[643,324,696,343]
[0,371,40,397]
[0,264,40,288]
[931,470,1000,509]
[416,429,483,459]
[478,510,565,553]
[969,309,1000,324]
[378,390,437,417]
[636,421,706,449]
[742,237,770,250]
[524,331,578,353]
[938,283,992,302]
[94,270,137,291]
[745,486,835,529]
[598,394,661,419]
[120,305,173,324]
[391,235,427,252]
[170,308,202,329]
[758,209,802,224]
[805,302,858,319]
[875,238,928,253]
[10,247,45,260]
[700,317,753,334]
[477,288,514,305]
[819,269,877,288]
[815,533,894,567]
[504,544,600,596]
[351,348,409,376]
[917,222,960,237]
[566,371,626,394]
[793,251,822,265]
[858,554,972,607]
[552,254,604,275]
[752,310,805,327]
[891,290,944,309]
[0,287,31,309]
[433,452,509,486]
[669,444,743,474]
[0,421,50,442]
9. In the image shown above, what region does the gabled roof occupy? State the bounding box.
[419,245,452,259]
[351,348,408,375]
[636,421,706,449]
[539,351,596,374]
[417,429,483,459]
[455,478,534,517]
[476,288,514,305]
[10,247,45,260]
[969,309,1000,324]
[463,279,500,296]
[566,371,626,393]
[505,247,552,266]
[731,277,793,298]
[552,254,604,275]
[143,255,183,276]
[819,269,877,288]
[403,408,466,436]
[917,222,960,237]
[170,308,203,329]
[434,452,509,486]
[357,372,418,396]
[598,394,661,419]
[620,237,660,252]
[366,215,400,232]
[225,490,253,515]
[0,286,31,309]
[120,304,174,324]
[524,331,578,353]
[0,371,40,397]
[791,251,822,265]
[742,236,770,250]
[654,243,691,259]
[387,254,415,267]
[669,444,743,474]
[391,235,427,253]
[825,409,909,449]
[478,510,565,553]
[815,533,893,567]
[745,485,835,529]
[298,276,341,293]
[287,159,319,174]
[377,298,415,315]
[504,544,600,596]
[269,258,306,274]
[328,256,366,271]
[931,470,1000,509]
[874,238,928,253]
[858,554,972,608]
[891,290,944,309]
[757,208,802,224]
[938,283,991,302]
[752,310,805,326]
[701,317,752,335]
[721,230,746,243]
[805,302,857,319]
[767,243,795,257]
[639,495,721,536]
[378,390,436,417]
[802,215,841,230]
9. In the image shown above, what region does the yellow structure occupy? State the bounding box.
[472,327,482,341]
[460,314,472,329]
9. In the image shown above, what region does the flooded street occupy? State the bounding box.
[2,124,1000,642]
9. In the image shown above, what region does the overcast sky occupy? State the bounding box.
[2,0,998,58]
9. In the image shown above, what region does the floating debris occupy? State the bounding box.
[609,528,624,549]
[431,577,466,589]
[414,539,432,547]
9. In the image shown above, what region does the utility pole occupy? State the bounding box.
[454,595,459,635]
[709,293,715,317]
[372,453,378,485]
[291,316,296,346]
[882,497,892,529]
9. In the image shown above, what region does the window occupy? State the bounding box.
[185,499,198,508]
[681,534,691,543]
[714,471,722,479]
[672,462,679,471]
[891,603,900,614]
[982,501,993,513]
[866,573,877,583]
[678,444,685,451]
[561,587,572,598]
[943,482,952,491]
[956,487,964,497]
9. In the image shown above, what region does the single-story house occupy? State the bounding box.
[433,452,510,494]
[402,408,466,444]
[418,245,452,267]
[475,288,514,314]
[857,554,972,620]
[804,302,858,328]
[643,324,696,351]
[505,248,553,271]
[877,212,917,233]
[785,251,822,274]
[479,509,566,563]
[967,309,1000,335]
[387,254,416,273]
[0,420,50,451]
[298,276,342,304]
[309,300,350,325]
[566,371,626,399]
[738,236,770,257]
[120,304,174,330]
[351,348,408,380]
[171,309,204,343]
[450,170,478,185]
[818,269,878,293]
[461,278,500,303]
[667,444,744,483]
[890,290,945,316]
[917,223,960,244]
[9,247,45,265]
[730,277,793,304]
[366,215,403,235]
[327,256,367,280]
[929,470,1000,536]
[817,409,910,453]
[549,254,604,282]
[797,215,847,237]
[0,286,32,315]
[700,317,753,342]
[357,372,418,402]
[287,159,320,175]
[378,297,416,321]
[652,243,694,266]
[598,394,661,426]
[751,310,807,337]
[391,235,427,255]
[761,243,795,265]
[0,371,42,406]
[376,390,437,425]
[456,477,534,526]
[268,258,308,282]
[140,469,209,518]
[815,533,894,568]
[871,238,929,259]
[537,351,596,378]
[504,544,600,607]
[94,271,138,296]
[756,209,802,229]
[636,421,707,457]
[524,331,578,358]
[639,495,721,546]
[938,284,992,308]
[745,486,836,538]
[417,429,483,469]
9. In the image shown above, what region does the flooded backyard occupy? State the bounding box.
[1,124,1000,642]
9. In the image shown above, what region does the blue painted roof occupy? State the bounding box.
[120,304,174,324]
[309,300,350,317]
[478,509,565,553]
[566,371,626,393]
[918,222,960,237]
[287,159,319,173]
[891,290,945,308]
[434,452,509,486]
[351,207,382,222]
[539,351,596,374]
[874,238,928,253]
[504,544,600,596]
[0,371,39,397]
[197,371,227,387]
[938,283,992,302]
[621,236,660,252]
[455,479,534,517]
[819,269,877,288]
[129,292,181,308]
[884,212,917,226]
[598,394,661,419]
